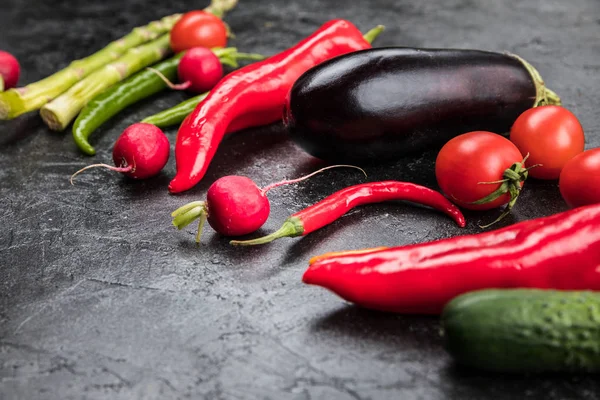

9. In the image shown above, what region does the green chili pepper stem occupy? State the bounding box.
[141,93,209,128]
[363,25,385,44]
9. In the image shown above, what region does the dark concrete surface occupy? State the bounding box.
[1,0,600,398]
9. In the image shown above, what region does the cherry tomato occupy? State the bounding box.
[170,11,227,53]
[509,106,585,180]
[436,131,524,210]
[559,148,600,208]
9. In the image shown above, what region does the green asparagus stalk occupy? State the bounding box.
[0,0,238,120]
[0,14,180,120]
[41,34,174,131]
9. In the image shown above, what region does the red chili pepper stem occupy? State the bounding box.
[362,25,385,44]
[69,163,133,185]
[230,216,304,246]
[470,154,540,228]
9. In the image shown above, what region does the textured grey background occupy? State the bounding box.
[1,0,600,399]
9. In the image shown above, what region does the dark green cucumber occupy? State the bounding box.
[442,289,600,373]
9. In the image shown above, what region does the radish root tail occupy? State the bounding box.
[262,164,367,194]
[146,67,191,90]
[70,163,132,185]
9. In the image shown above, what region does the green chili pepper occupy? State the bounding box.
[72,48,263,155]
[141,93,208,128]
[72,53,183,156]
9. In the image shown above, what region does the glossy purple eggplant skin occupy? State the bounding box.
[284,47,537,163]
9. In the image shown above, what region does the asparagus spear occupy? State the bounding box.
[0,0,238,120]
[40,34,173,131]
[0,15,179,120]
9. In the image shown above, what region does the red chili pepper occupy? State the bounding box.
[230,181,466,246]
[303,203,600,315]
[169,20,384,193]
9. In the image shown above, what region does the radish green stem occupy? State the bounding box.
[172,201,209,243]
[70,163,133,185]
[261,165,367,194]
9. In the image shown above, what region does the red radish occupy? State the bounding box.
[0,50,20,91]
[177,47,223,92]
[149,47,223,93]
[172,165,366,243]
[70,123,170,183]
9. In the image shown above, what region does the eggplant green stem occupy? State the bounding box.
[171,201,209,244]
[363,25,385,44]
[471,154,538,228]
[509,53,561,107]
[230,217,304,246]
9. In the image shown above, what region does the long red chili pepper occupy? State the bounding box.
[169,20,384,193]
[303,203,600,315]
[230,181,466,246]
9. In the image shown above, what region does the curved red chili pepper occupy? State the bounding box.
[230,181,466,246]
[303,203,600,315]
[169,20,382,193]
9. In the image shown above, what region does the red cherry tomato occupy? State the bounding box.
[170,11,227,53]
[510,106,585,180]
[559,148,600,208]
[436,131,525,210]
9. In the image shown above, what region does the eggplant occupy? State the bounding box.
[284,47,560,162]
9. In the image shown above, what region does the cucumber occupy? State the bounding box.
[441,289,600,373]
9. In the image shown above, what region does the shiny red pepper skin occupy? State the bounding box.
[297,181,466,232]
[303,203,600,315]
[169,20,375,193]
[230,181,466,246]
